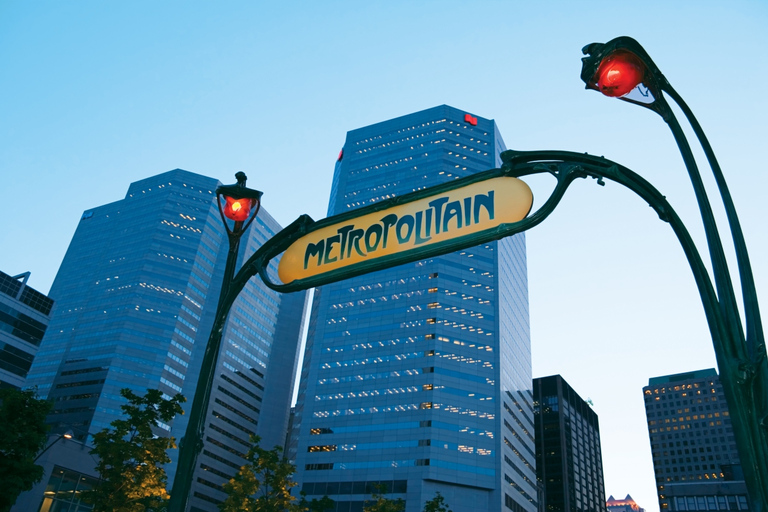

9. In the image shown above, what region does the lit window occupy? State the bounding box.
[308,445,337,452]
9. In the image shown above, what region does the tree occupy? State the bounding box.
[83,388,185,512]
[423,492,452,512]
[293,493,335,512]
[220,436,333,512]
[0,387,52,512]
[363,484,405,512]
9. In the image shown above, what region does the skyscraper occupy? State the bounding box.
[643,369,750,511]
[23,169,308,512]
[533,374,607,512]
[292,106,536,512]
[0,270,52,389]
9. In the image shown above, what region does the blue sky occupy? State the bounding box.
[2,1,766,509]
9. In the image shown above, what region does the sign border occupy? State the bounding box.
[256,165,534,293]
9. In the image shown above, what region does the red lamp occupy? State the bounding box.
[215,172,263,235]
[594,50,646,98]
[222,196,252,222]
[581,38,664,112]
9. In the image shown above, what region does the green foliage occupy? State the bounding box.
[0,387,52,512]
[219,436,333,512]
[83,388,185,512]
[423,492,452,512]
[293,493,335,512]
[363,484,405,512]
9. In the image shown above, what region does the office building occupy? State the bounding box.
[292,105,536,512]
[0,270,53,389]
[606,495,645,512]
[22,169,308,511]
[643,369,750,511]
[533,375,607,512]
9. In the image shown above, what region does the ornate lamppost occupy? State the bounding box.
[168,172,263,512]
[580,36,767,508]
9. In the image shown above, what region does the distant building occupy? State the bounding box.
[21,169,308,512]
[533,375,607,512]
[643,368,750,511]
[606,494,645,512]
[0,270,53,389]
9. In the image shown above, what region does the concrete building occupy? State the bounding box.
[643,369,750,511]
[12,433,97,512]
[292,105,536,512]
[533,375,607,512]
[0,270,53,389]
[21,169,308,512]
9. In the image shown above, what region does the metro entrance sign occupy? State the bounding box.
[274,172,532,290]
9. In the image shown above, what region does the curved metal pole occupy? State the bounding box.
[501,150,727,349]
[655,90,768,508]
[664,91,768,508]
[508,148,768,507]
[663,84,764,356]
[653,95,744,349]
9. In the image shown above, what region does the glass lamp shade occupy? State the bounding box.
[595,50,646,98]
[222,196,253,221]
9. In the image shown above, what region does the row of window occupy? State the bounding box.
[0,301,47,346]
[670,494,749,511]
[310,419,493,438]
[302,479,407,496]
[306,457,493,476]
[308,438,492,456]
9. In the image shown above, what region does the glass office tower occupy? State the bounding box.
[293,106,536,512]
[643,369,750,511]
[533,374,608,512]
[0,270,52,389]
[24,169,308,512]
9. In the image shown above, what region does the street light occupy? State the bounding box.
[581,36,767,509]
[168,172,262,512]
[34,430,74,462]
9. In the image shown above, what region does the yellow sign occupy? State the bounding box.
[277,177,532,285]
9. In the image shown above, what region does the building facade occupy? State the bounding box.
[606,495,645,512]
[292,105,536,512]
[643,369,750,511]
[533,375,607,512]
[22,169,308,512]
[0,270,53,389]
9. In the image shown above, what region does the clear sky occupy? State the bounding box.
[1,1,766,510]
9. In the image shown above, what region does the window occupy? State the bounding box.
[39,465,98,512]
